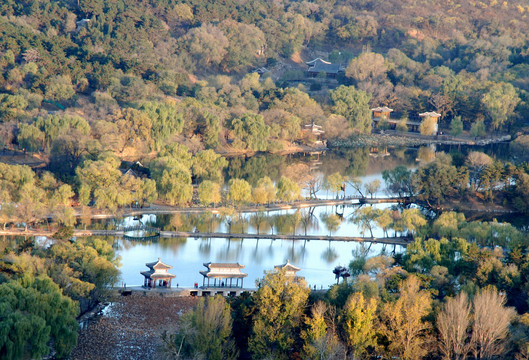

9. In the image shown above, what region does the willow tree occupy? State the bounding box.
[330,85,372,133]
[198,180,222,207]
[0,275,79,359]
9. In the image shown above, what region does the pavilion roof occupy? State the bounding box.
[274,259,301,272]
[419,111,441,117]
[304,123,325,134]
[145,258,173,270]
[200,262,248,278]
[141,270,176,279]
[371,106,394,112]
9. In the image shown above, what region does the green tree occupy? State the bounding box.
[252,176,276,205]
[192,150,227,183]
[17,124,44,152]
[227,178,252,205]
[382,166,414,197]
[140,100,184,149]
[0,275,79,359]
[16,183,46,231]
[0,94,28,122]
[413,160,468,205]
[325,172,345,198]
[302,301,345,359]
[156,162,193,206]
[183,23,229,68]
[470,119,486,137]
[450,116,464,136]
[249,269,310,360]
[482,82,520,131]
[351,206,380,237]
[45,75,75,102]
[198,180,222,206]
[276,176,300,202]
[330,85,372,133]
[230,113,270,151]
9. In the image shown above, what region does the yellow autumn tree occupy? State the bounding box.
[342,292,378,359]
[379,275,433,360]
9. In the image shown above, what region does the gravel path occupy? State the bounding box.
[70,294,197,360]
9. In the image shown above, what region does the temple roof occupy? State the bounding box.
[145,258,173,270]
[306,57,331,66]
[275,259,301,272]
[419,111,441,117]
[371,106,394,112]
[306,58,344,74]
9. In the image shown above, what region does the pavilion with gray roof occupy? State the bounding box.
[200,262,248,288]
[141,258,176,288]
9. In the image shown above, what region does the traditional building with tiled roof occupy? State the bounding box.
[141,258,176,288]
[306,58,345,78]
[274,259,303,280]
[200,262,248,288]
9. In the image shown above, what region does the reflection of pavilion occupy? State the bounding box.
[140,258,176,288]
[275,259,303,281]
[200,262,248,288]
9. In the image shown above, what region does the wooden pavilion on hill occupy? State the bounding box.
[371,106,399,130]
[371,106,394,119]
[200,262,248,288]
[141,258,176,288]
[274,259,303,281]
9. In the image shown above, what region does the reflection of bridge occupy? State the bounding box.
[122,225,160,240]
[159,231,412,245]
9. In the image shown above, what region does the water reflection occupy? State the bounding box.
[112,204,409,288]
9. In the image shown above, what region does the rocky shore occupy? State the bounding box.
[70,293,197,360]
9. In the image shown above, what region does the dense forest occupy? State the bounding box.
[3,0,529,358]
[2,0,529,212]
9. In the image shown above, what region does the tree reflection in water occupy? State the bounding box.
[321,246,339,264]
